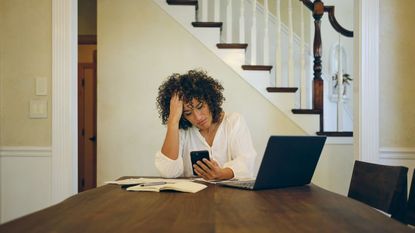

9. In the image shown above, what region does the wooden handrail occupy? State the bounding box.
[324,6,354,37]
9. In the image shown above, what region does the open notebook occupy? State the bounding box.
[218,135,326,190]
[126,181,207,193]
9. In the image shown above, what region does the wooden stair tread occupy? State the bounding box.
[292,109,322,114]
[316,131,353,137]
[267,87,298,93]
[167,0,198,6]
[216,43,248,49]
[192,22,223,28]
[242,65,273,71]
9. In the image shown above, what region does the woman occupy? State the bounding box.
[155,69,257,180]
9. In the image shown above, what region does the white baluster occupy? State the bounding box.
[337,35,344,131]
[275,0,282,86]
[239,0,245,43]
[226,0,233,43]
[251,0,257,65]
[214,0,220,22]
[201,0,208,22]
[288,0,294,87]
[300,3,307,108]
[263,0,269,65]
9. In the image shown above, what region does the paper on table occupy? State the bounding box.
[105,178,146,185]
[105,178,190,185]
[192,178,222,184]
[194,177,255,184]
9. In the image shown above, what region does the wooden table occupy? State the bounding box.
[0,181,413,233]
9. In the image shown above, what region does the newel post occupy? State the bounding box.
[300,0,353,132]
[311,1,324,112]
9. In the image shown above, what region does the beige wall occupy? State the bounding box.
[312,144,354,195]
[0,0,52,223]
[378,0,415,194]
[97,0,306,184]
[379,0,415,147]
[0,0,52,146]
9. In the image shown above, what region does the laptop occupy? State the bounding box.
[218,135,326,190]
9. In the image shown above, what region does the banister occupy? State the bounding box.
[163,0,353,135]
[299,0,354,133]
[325,6,354,37]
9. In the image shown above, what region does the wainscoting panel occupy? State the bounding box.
[0,147,52,223]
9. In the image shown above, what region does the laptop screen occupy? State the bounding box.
[253,136,326,190]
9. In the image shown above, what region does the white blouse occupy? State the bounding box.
[155,112,257,179]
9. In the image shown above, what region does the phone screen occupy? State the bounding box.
[190,150,210,175]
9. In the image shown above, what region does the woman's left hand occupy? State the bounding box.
[193,159,234,181]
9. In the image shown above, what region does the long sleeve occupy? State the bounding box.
[154,130,186,178]
[155,150,184,178]
[222,113,257,179]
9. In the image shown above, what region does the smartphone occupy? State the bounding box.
[190,150,210,175]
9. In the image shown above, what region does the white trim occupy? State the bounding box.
[326,137,353,145]
[0,147,51,157]
[51,0,78,204]
[380,147,415,160]
[354,0,379,163]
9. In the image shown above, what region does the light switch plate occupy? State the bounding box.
[29,99,48,119]
[35,77,47,96]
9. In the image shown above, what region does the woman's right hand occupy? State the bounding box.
[168,93,183,126]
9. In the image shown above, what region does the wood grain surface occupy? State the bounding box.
[0,182,413,233]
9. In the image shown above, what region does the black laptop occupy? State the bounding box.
[218,135,326,190]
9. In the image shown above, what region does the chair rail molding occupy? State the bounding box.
[380,147,415,160]
[52,0,78,204]
[0,147,51,157]
[354,0,379,163]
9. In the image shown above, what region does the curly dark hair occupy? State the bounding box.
[156,69,225,129]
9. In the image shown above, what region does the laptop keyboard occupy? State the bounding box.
[221,180,255,189]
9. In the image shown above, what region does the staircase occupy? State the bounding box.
[154,0,353,137]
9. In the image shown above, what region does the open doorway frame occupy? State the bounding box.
[78,38,97,192]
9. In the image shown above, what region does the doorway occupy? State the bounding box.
[78,0,97,192]
[78,40,97,192]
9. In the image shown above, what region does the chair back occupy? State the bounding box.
[348,160,408,222]
[405,169,415,225]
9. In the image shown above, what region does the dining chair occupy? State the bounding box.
[405,169,415,225]
[348,160,408,222]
